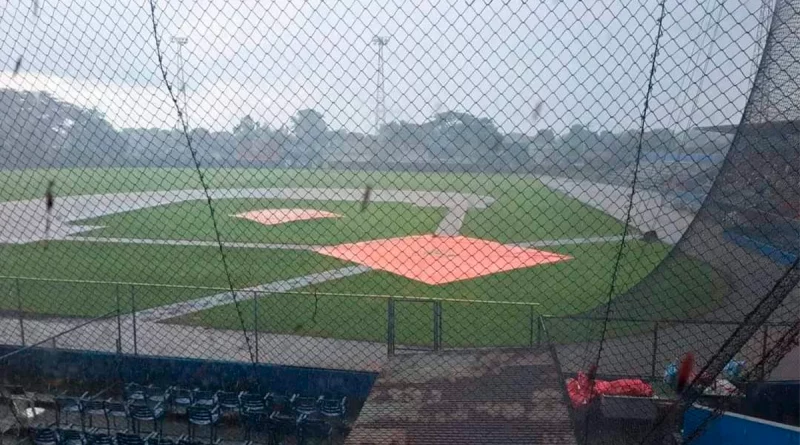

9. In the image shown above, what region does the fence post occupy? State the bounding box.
[15,278,25,346]
[529,306,534,348]
[760,325,768,379]
[433,301,442,351]
[115,284,122,354]
[537,315,543,346]
[130,285,138,355]
[386,298,395,357]
[651,322,659,379]
[254,292,259,363]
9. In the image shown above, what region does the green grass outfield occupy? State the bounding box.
[0,168,724,344]
[175,241,723,346]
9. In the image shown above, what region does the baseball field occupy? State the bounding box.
[0,168,723,346]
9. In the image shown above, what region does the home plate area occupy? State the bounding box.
[315,234,571,285]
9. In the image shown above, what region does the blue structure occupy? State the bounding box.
[684,405,800,445]
[724,222,799,266]
[0,346,377,400]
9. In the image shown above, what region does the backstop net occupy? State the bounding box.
[0,0,798,442]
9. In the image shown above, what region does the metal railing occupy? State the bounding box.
[541,315,795,380]
[0,276,544,366]
[1,275,791,378]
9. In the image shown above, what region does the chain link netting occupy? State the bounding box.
[1,0,798,443]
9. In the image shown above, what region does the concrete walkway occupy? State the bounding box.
[0,315,386,372]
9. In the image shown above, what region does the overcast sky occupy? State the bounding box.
[0,0,771,134]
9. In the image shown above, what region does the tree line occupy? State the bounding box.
[0,89,731,173]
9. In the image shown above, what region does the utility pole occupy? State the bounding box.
[172,36,189,130]
[372,36,390,133]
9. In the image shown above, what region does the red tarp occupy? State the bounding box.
[566,372,654,408]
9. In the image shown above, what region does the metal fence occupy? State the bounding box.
[1,276,793,382]
[1,0,799,442]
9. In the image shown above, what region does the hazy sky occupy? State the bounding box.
[0,0,771,134]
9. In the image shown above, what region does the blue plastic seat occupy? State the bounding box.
[124,384,147,404]
[105,399,129,431]
[129,402,165,435]
[86,432,114,445]
[116,432,150,445]
[58,428,87,445]
[294,395,321,416]
[297,414,333,445]
[82,399,108,431]
[54,395,86,429]
[239,392,267,415]
[214,391,241,414]
[32,427,59,445]
[187,404,220,442]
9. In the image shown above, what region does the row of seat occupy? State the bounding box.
[52,384,347,443]
[32,427,224,445]
[33,420,329,445]
[121,384,347,419]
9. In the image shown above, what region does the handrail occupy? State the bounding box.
[541,314,794,327]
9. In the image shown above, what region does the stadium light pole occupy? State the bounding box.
[172,36,189,130]
[372,36,390,134]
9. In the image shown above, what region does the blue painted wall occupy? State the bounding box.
[723,230,798,266]
[0,345,377,399]
[684,406,800,445]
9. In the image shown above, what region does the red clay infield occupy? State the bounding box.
[233,209,341,226]
[315,234,571,285]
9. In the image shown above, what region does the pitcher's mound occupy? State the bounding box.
[315,234,571,285]
[233,209,341,226]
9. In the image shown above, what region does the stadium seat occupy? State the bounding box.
[239,392,267,415]
[319,397,347,421]
[129,402,165,435]
[192,390,217,408]
[214,391,241,415]
[239,411,266,441]
[86,432,114,445]
[31,427,60,445]
[54,394,87,429]
[293,395,322,416]
[186,404,221,442]
[124,384,147,404]
[105,400,130,431]
[266,393,297,416]
[82,399,108,431]
[268,412,299,445]
[146,387,171,405]
[170,388,194,413]
[297,414,333,445]
[58,428,88,445]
